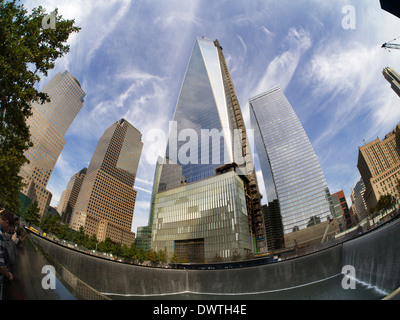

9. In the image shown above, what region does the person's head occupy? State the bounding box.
[0,209,15,232]
[14,216,20,227]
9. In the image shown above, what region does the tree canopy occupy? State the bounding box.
[0,0,80,212]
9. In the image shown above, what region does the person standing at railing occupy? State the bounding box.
[0,209,15,295]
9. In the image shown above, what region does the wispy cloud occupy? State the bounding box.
[305,42,400,147]
[135,186,152,195]
[252,27,312,97]
[24,0,400,231]
[236,34,247,54]
[135,177,154,186]
[261,26,274,37]
[81,0,132,65]
[47,153,77,206]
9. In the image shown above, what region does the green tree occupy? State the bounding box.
[113,243,122,259]
[180,254,189,264]
[86,234,98,250]
[58,223,73,241]
[74,226,88,247]
[369,206,377,225]
[129,244,147,264]
[157,247,168,265]
[0,1,80,212]
[137,248,146,264]
[40,213,62,235]
[97,237,114,254]
[146,248,159,266]
[396,179,400,214]
[121,244,130,259]
[170,251,179,264]
[376,194,396,217]
[129,242,139,262]
[22,200,40,226]
[170,251,189,264]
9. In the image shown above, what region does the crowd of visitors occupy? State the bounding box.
[0,208,26,299]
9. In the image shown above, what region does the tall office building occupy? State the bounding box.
[261,201,284,250]
[151,37,265,262]
[58,168,87,225]
[249,86,332,247]
[135,156,164,251]
[351,178,368,223]
[329,190,352,229]
[19,70,85,217]
[357,124,400,210]
[383,67,400,98]
[71,119,143,246]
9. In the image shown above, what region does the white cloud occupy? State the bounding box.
[236,34,247,54]
[261,26,274,37]
[253,27,312,97]
[23,0,400,229]
[91,2,131,59]
[131,199,151,232]
[118,69,163,82]
[48,154,74,206]
[135,177,154,186]
[135,186,152,194]
[307,43,378,97]
[367,91,400,139]
[305,41,400,147]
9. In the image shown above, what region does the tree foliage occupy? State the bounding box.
[376,194,396,215]
[396,179,400,198]
[74,226,89,247]
[145,248,158,266]
[22,200,40,226]
[40,212,62,235]
[0,0,80,212]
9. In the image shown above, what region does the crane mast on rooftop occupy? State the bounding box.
[382,42,400,50]
[382,35,400,50]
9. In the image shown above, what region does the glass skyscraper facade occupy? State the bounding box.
[20,70,85,217]
[152,37,265,262]
[135,156,164,251]
[162,38,234,187]
[153,170,252,262]
[249,86,331,242]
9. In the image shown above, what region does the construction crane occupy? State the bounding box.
[382,42,400,50]
[382,35,400,50]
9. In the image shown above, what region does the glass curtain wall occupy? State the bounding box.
[249,86,331,236]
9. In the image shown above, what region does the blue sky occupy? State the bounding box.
[23,0,400,233]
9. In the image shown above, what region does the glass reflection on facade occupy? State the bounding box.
[152,37,265,260]
[152,170,252,263]
[249,86,331,236]
[162,37,233,189]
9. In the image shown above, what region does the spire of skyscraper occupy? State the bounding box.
[151,37,266,262]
